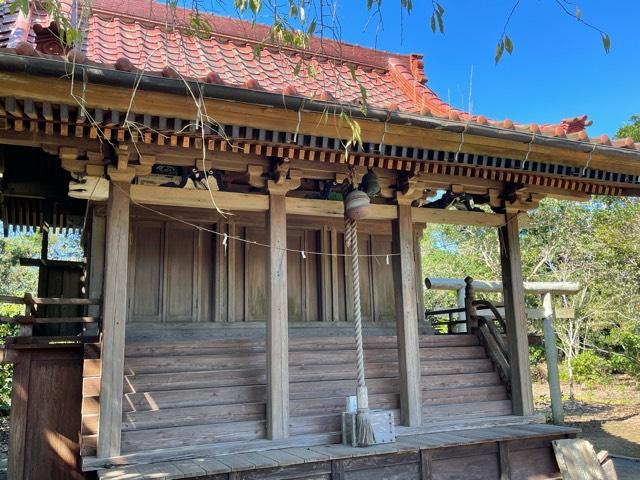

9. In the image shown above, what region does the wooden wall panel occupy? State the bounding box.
[129,221,164,322]
[287,231,305,322]
[128,220,214,323]
[127,213,401,324]
[305,231,321,322]
[198,230,214,322]
[372,235,395,322]
[10,348,85,480]
[335,232,347,321]
[357,236,373,322]
[245,227,268,321]
[165,225,197,321]
[287,230,321,322]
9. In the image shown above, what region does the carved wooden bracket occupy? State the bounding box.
[247,164,266,189]
[267,169,302,195]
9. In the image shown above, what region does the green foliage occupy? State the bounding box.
[423,192,640,389]
[529,345,546,366]
[571,350,610,384]
[0,230,82,411]
[616,115,640,141]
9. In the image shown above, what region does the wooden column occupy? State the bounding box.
[455,288,467,333]
[266,191,289,439]
[87,209,106,336]
[542,292,564,425]
[499,212,534,416]
[392,203,423,426]
[97,182,130,458]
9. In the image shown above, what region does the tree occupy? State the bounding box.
[616,115,640,141]
[6,0,611,64]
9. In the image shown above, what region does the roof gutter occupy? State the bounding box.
[0,52,638,162]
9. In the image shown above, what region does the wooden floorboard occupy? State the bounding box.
[96,423,578,480]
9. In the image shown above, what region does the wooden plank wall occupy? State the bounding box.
[80,328,514,457]
[9,348,85,480]
[127,212,397,324]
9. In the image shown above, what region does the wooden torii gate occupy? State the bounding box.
[425,276,581,426]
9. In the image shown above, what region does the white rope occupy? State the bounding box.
[345,216,369,411]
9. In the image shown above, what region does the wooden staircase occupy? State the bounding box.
[81,329,512,456]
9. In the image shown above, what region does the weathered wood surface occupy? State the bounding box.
[94,424,578,479]
[9,348,85,480]
[499,213,535,416]
[392,204,422,426]
[81,331,515,459]
[97,181,131,458]
[126,213,403,324]
[267,193,289,440]
[425,277,580,295]
[552,439,607,480]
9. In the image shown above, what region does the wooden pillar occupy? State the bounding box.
[392,203,422,426]
[455,288,467,333]
[542,292,564,424]
[266,191,289,439]
[413,225,433,334]
[87,209,106,336]
[499,212,534,416]
[97,182,130,458]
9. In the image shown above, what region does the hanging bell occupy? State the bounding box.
[360,169,381,197]
[344,189,371,220]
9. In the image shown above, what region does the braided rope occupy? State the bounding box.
[345,216,369,411]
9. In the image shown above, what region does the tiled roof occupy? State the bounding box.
[1,0,639,152]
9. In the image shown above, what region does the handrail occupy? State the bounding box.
[426,303,505,317]
[0,295,101,305]
[472,299,507,333]
[0,293,103,359]
[0,316,100,325]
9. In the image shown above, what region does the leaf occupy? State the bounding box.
[249,0,261,14]
[436,10,444,33]
[348,63,357,83]
[430,14,436,33]
[504,35,513,54]
[307,19,316,34]
[293,59,302,76]
[359,84,368,115]
[321,109,329,125]
[495,40,504,64]
[299,6,305,22]
[359,84,368,102]
[575,6,582,20]
[601,33,611,53]
[436,2,445,15]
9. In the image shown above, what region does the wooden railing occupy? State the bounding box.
[425,302,505,334]
[463,279,511,392]
[0,294,101,354]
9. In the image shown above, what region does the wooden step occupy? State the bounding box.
[123,377,400,412]
[422,372,501,390]
[120,419,266,454]
[87,358,496,397]
[123,333,480,357]
[422,385,508,405]
[422,400,513,418]
[121,402,266,432]
[123,385,266,412]
[123,346,488,374]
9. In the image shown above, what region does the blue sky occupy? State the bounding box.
[202,0,638,137]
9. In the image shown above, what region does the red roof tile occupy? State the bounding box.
[1,0,639,152]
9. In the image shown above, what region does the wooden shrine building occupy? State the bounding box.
[1,1,640,479]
